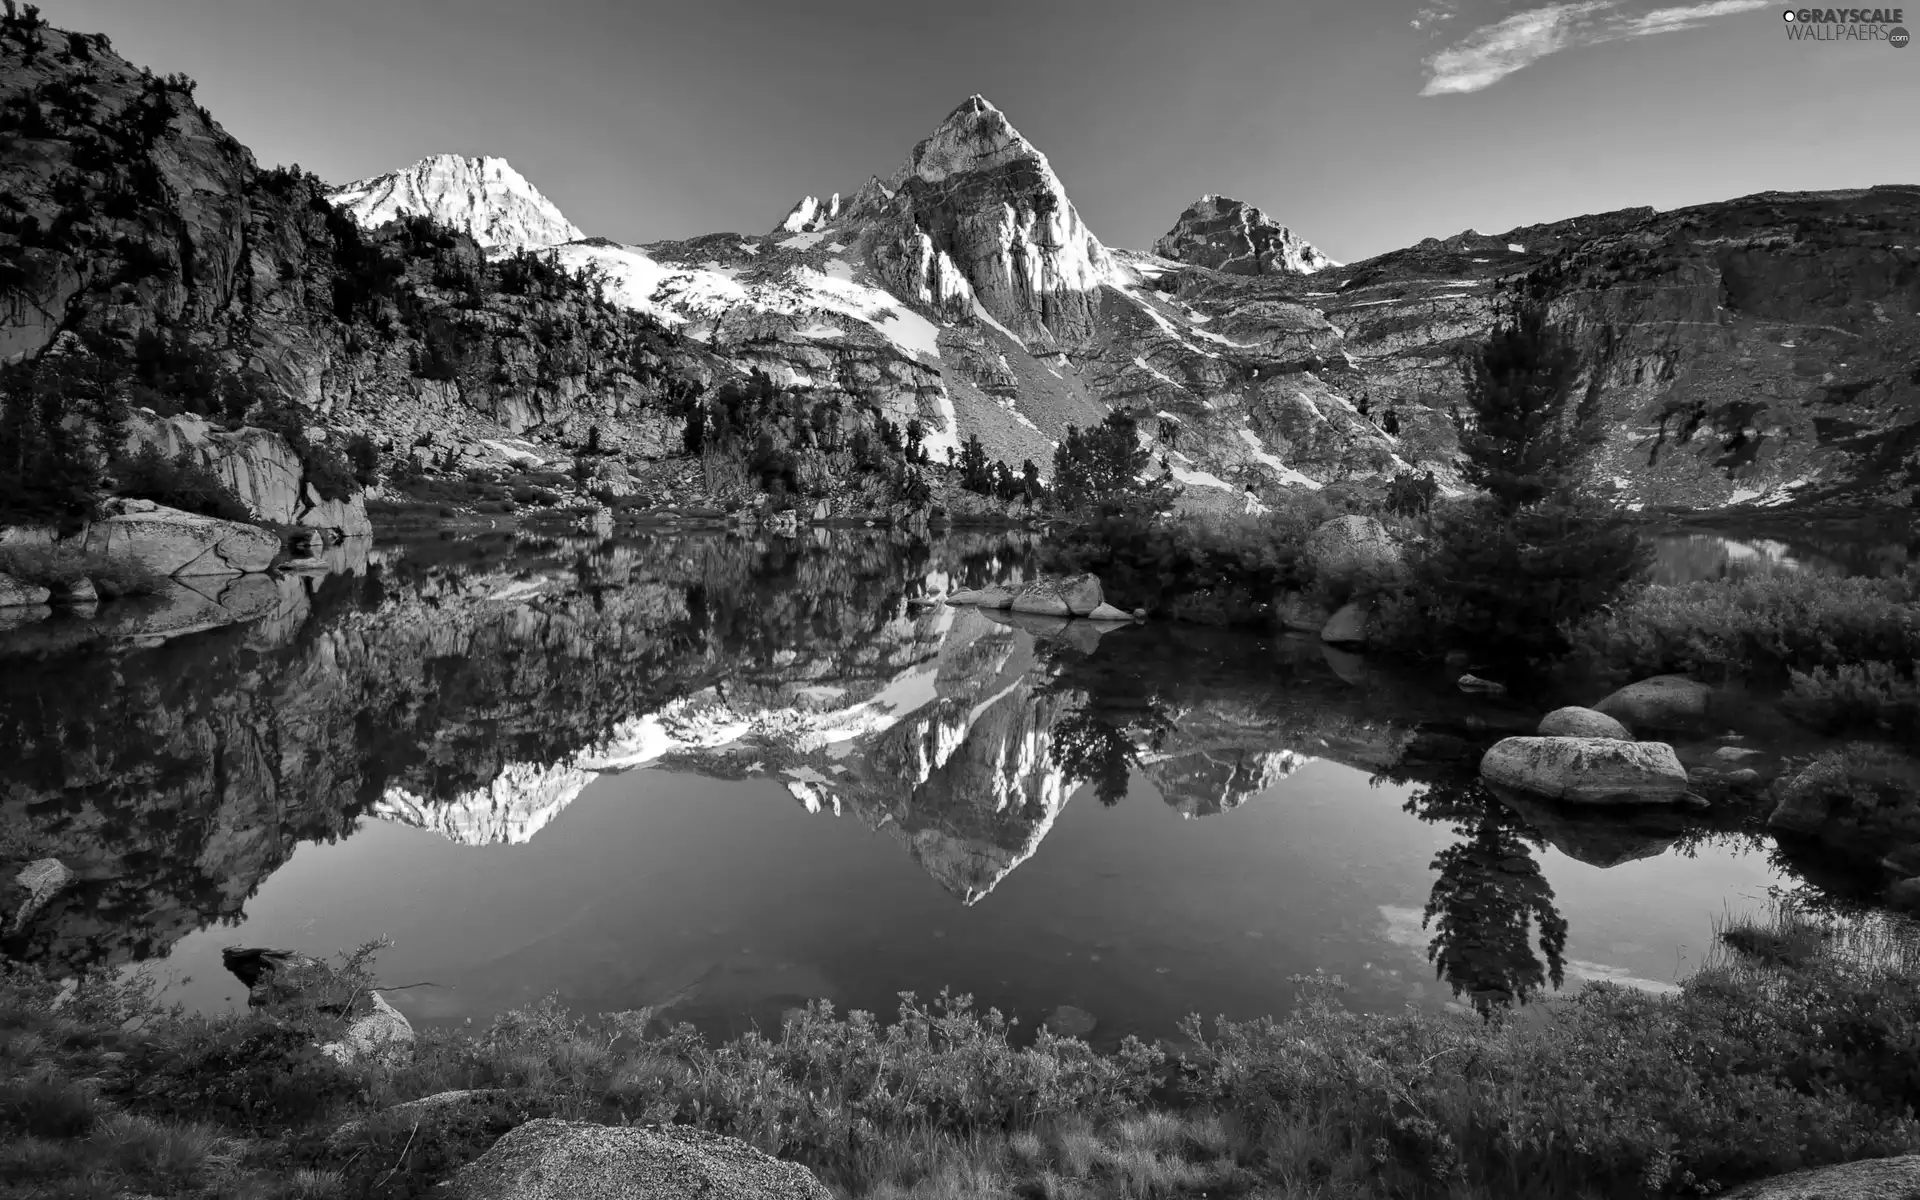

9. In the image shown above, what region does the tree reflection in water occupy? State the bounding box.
[1402,770,1568,1015]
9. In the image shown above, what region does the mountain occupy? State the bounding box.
[3,7,1915,510]
[1153,195,1336,276]
[327,154,585,256]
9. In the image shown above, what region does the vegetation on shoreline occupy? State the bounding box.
[4,904,1918,1199]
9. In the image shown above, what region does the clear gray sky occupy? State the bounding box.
[45,0,1916,262]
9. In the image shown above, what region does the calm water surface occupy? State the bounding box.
[0,528,1841,1046]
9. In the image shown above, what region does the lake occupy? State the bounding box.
[0,528,1816,1049]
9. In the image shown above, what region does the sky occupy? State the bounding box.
[43,0,1917,263]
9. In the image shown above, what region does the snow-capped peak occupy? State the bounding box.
[1153,195,1336,276]
[779,193,842,234]
[327,154,585,256]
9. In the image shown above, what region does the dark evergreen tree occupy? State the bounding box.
[1454,306,1601,512]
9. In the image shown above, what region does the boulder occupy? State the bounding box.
[1305,515,1403,585]
[810,500,831,524]
[1056,573,1104,617]
[1274,590,1332,634]
[945,589,988,605]
[8,858,74,934]
[0,573,51,607]
[1717,1154,1920,1199]
[321,991,414,1068]
[1713,745,1764,766]
[447,1119,832,1200]
[1480,737,1691,805]
[1457,674,1506,695]
[77,502,281,576]
[1592,675,1715,732]
[975,585,1016,610]
[1010,580,1071,617]
[1319,601,1369,646]
[57,577,98,604]
[1086,603,1133,622]
[1768,755,1850,834]
[1538,706,1632,740]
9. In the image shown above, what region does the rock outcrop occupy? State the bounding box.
[74,501,282,576]
[1305,515,1404,585]
[448,1120,833,1200]
[125,413,372,539]
[1481,737,1691,805]
[1153,195,1335,276]
[0,573,50,607]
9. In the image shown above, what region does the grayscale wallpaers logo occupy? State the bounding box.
[1782,7,1910,44]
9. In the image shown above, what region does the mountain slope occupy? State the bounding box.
[328,154,585,255]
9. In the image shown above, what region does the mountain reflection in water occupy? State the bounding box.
[1,530,1780,1037]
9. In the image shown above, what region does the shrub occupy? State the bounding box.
[1784,660,1920,740]
[1051,410,1176,516]
[1043,509,1319,625]
[1373,497,1649,665]
[110,444,255,524]
[1568,568,1920,684]
[253,405,360,503]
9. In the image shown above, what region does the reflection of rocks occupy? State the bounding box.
[1490,788,1685,868]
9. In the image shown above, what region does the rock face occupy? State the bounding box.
[1480,737,1691,805]
[8,858,73,934]
[76,503,281,576]
[125,413,372,539]
[1717,1154,1920,1200]
[448,1120,832,1200]
[0,573,50,607]
[1538,707,1632,740]
[1153,195,1335,276]
[1305,516,1403,585]
[328,154,585,255]
[1592,676,1716,733]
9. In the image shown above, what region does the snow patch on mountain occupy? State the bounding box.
[328,154,584,255]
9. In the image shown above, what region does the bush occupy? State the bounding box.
[1051,410,1175,516]
[1042,509,1318,625]
[110,444,255,524]
[1374,497,1650,666]
[1784,660,1920,740]
[253,405,359,503]
[1568,568,1920,684]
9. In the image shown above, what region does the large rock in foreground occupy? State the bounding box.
[1481,737,1690,805]
[449,1120,832,1200]
[78,501,281,576]
[1718,1154,1920,1199]
[0,573,51,607]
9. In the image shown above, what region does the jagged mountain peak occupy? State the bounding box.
[1154,194,1335,276]
[328,153,585,256]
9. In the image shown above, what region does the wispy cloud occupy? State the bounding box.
[1409,3,1461,30]
[1420,1,1613,95]
[1419,0,1771,95]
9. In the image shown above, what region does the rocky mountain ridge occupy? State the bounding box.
[3,9,1914,510]
[328,154,584,256]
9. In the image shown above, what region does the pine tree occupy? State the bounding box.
[1454,306,1601,512]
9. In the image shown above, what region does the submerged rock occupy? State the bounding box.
[1538,706,1632,740]
[1592,675,1715,732]
[1457,674,1506,695]
[1480,737,1690,805]
[1043,1004,1097,1038]
[448,1119,832,1200]
[1717,1154,1920,1199]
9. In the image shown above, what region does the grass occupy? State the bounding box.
[0,543,166,597]
[4,908,1920,1199]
